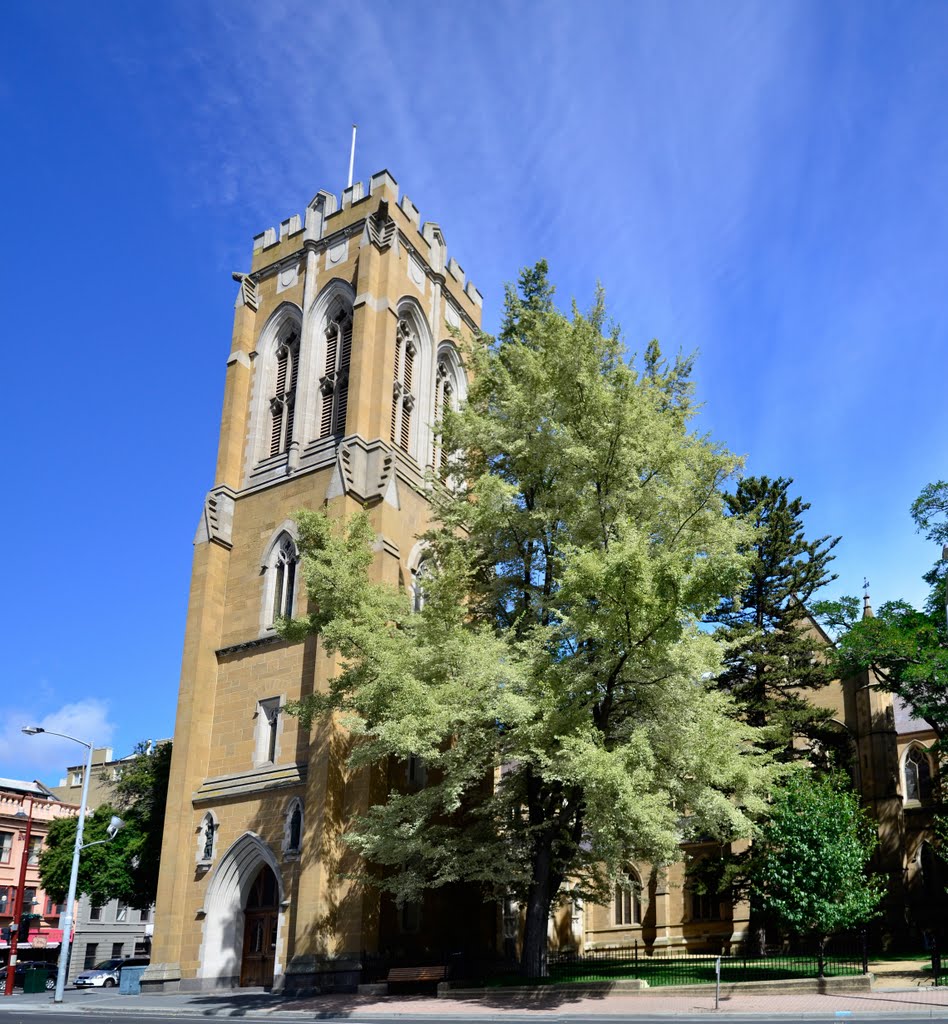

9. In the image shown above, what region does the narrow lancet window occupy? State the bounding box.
[319,307,353,438]
[391,319,416,455]
[269,331,299,457]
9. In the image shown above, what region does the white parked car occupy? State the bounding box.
[74,957,149,988]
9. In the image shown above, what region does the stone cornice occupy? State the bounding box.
[192,762,308,804]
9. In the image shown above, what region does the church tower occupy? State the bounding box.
[142,172,484,992]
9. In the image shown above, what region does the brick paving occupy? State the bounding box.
[284,985,948,1017]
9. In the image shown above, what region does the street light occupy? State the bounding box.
[20,727,94,1004]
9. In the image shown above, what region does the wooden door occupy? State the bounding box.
[240,865,278,987]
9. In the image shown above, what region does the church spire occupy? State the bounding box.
[862,577,874,619]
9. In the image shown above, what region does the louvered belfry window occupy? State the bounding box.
[391,319,416,454]
[269,331,299,457]
[433,359,454,476]
[319,307,353,438]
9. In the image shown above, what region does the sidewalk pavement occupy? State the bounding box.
[1,978,947,1019]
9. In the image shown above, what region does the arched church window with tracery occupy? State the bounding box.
[270,535,298,624]
[433,360,455,476]
[391,318,417,454]
[433,344,464,479]
[903,746,933,802]
[269,328,299,457]
[319,304,353,438]
[614,869,641,926]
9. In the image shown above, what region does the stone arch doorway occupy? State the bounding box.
[199,832,284,988]
[241,864,279,987]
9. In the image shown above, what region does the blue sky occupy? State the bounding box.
[3,1,946,783]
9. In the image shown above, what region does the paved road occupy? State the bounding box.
[2,1014,948,1024]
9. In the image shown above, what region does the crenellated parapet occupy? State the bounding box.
[248,169,482,315]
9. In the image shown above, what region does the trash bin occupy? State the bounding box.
[119,966,147,995]
[23,967,47,994]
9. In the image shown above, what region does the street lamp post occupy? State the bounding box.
[21,727,93,1004]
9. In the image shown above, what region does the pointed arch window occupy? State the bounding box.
[433,360,455,476]
[903,746,933,802]
[690,888,720,921]
[289,805,302,851]
[319,305,353,438]
[271,535,297,624]
[283,798,303,856]
[614,870,641,925]
[391,318,417,455]
[433,343,465,480]
[269,330,299,457]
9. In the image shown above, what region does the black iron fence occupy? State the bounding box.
[544,939,868,987]
[363,935,870,989]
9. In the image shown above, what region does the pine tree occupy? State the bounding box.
[706,476,840,752]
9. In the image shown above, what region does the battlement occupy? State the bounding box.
[251,170,482,310]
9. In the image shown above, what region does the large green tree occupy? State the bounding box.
[282,264,777,977]
[750,773,883,971]
[706,476,840,751]
[39,741,171,910]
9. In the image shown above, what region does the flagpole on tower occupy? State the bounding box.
[348,124,357,188]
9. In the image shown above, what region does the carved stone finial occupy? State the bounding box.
[366,199,396,251]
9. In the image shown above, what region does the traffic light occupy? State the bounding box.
[18,913,40,941]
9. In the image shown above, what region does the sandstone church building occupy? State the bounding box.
[143,172,941,993]
[143,172,486,993]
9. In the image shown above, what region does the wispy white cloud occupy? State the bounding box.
[81,0,948,619]
[0,700,116,788]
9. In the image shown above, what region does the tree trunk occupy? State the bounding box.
[817,935,826,980]
[521,839,553,979]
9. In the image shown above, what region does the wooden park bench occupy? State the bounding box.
[386,965,447,989]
